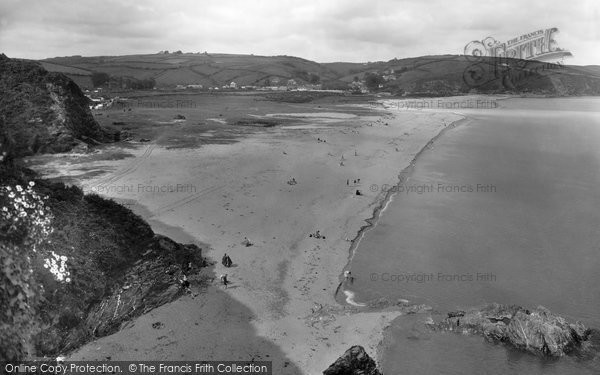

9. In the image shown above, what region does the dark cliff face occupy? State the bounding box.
[1,165,205,360]
[0,54,110,157]
[323,346,382,375]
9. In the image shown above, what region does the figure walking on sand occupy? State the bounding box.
[220,274,229,288]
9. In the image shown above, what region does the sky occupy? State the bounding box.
[0,0,598,65]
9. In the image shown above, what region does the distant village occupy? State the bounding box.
[84,73,387,110]
[173,77,323,92]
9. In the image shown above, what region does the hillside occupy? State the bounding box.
[39,52,339,89]
[323,55,600,96]
[38,52,600,96]
[0,54,113,157]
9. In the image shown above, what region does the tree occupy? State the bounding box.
[364,72,384,91]
[308,73,320,84]
[321,80,349,90]
[91,72,110,87]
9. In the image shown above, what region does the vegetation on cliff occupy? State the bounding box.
[0,162,204,360]
[0,54,112,157]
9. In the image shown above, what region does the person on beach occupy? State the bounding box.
[180,275,191,293]
[344,270,353,283]
[347,179,349,185]
[222,253,228,267]
[225,255,232,267]
[220,274,229,288]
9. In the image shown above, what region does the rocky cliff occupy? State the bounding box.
[1,166,206,360]
[323,346,382,375]
[0,54,111,157]
[430,303,600,358]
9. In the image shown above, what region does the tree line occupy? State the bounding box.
[91,71,155,90]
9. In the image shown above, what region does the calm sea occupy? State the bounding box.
[347,97,600,374]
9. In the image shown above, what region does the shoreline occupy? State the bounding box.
[29,98,476,374]
[335,114,471,307]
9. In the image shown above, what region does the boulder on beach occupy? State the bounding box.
[431,303,599,358]
[323,345,381,375]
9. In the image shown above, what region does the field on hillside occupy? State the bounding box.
[37,53,600,95]
[40,53,340,89]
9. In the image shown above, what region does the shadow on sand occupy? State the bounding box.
[67,200,302,374]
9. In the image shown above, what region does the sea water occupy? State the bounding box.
[348,97,600,374]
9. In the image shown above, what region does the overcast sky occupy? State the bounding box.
[0,0,598,65]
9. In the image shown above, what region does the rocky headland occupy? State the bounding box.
[429,303,600,358]
[0,56,204,361]
[0,53,112,158]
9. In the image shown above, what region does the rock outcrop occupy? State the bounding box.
[35,233,204,355]
[0,54,111,157]
[1,167,205,358]
[430,303,600,358]
[323,346,382,375]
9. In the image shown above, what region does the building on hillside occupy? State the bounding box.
[229,81,238,89]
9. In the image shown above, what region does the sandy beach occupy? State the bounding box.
[32,100,465,374]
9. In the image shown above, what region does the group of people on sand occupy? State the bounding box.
[344,270,354,283]
[218,254,233,288]
[317,137,327,143]
[309,230,326,239]
[219,253,234,288]
[287,177,297,185]
[347,178,363,195]
[219,236,253,288]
